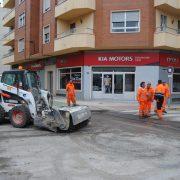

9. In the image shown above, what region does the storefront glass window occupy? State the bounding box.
[173,74,180,92]
[59,67,81,90]
[71,72,81,90]
[60,73,70,89]
[93,74,102,91]
[174,69,180,73]
[125,74,135,92]
[61,69,70,73]
[114,74,123,94]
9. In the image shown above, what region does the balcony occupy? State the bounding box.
[2,52,15,65]
[154,27,180,50]
[3,0,15,9]
[2,30,15,46]
[2,8,15,27]
[154,0,180,16]
[55,0,95,20]
[54,28,95,54]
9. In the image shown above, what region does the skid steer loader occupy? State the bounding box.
[0,69,91,132]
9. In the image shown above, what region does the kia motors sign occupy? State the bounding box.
[84,52,159,66]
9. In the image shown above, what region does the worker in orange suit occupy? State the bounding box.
[146,82,155,117]
[137,82,148,118]
[154,80,166,120]
[162,81,170,113]
[66,79,76,106]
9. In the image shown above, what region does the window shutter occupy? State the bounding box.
[126,11,139,21]
[112,12,125,22]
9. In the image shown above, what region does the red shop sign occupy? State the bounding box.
[84,52,159,66]
[159,53,180,67]
[25,61,45,71]
[56,53,84,68]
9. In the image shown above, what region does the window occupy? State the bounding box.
[18,12,25,28]
[125,74,135,92]
[93,74,102,91]
[160,15,167,31]
[43,0,51,13]
[18,38,25,52]
[43,25,50,44]
[1,73,16,86]
[19,0,25,4]
[59,68,82,90]
[173,69,180,93]
[111,10,140,33]
[26,72,39,89]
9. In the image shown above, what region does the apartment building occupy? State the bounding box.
[1,0,180,101]
[0,3,11,77]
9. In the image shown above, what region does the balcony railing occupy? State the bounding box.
[54,27,95,53]
[3,29,15,39]
[155,26,180,35]
[56,28,94,39]
[2,51,14,59]
[57,0,68,5]
[154,26,180,49]
[3,8,15,20]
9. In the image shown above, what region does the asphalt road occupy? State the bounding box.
[0,111,180,180]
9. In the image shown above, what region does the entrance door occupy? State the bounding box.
[103,74,113,94]
[47,71,53,93]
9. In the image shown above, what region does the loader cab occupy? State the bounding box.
[1,70,40,91]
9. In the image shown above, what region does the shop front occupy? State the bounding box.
[84,51,160,100]
[56,51,180,101]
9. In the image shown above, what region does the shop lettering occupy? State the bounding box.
[98,56,133,62]
[31,64,42,68]
[167,58,178,63]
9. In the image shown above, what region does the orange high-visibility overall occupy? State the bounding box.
[163,83,170,111]
[146,87,155,116]
[155,84,165,120]
[66,83,76,106]
[137,87,148,117]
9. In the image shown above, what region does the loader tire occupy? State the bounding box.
[0,105,5,123]
[9,105,31,128]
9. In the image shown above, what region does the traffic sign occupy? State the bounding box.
[167,67,174,75]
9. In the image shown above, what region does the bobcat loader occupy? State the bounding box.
[0,69,91,132]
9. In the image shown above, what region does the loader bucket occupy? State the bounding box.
[33,106,91,132]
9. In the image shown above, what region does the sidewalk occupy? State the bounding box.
[54,97,180,122]
[54,96,180,112]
